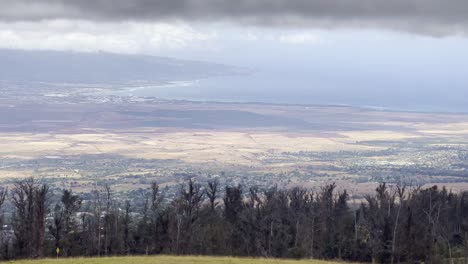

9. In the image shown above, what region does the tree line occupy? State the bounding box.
[0,178,467,263]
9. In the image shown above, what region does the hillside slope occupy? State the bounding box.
[0,49,240,84]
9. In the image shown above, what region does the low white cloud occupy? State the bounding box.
[0,20,215,54]
[245,31,260,41]
[278,32,322,44]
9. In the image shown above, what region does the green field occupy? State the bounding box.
[6,256,351,264]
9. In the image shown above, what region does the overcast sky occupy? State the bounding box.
[2,0,468,55]
[1,0,467,111]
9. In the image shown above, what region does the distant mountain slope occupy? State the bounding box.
[0,49,240,85]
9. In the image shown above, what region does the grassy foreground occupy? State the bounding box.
[6,256,351,264]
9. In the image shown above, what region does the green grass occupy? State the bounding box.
[6,256,352,264]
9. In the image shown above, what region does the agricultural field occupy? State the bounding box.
[5,256,353,264]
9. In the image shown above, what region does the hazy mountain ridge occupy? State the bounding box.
[0,49,242,85]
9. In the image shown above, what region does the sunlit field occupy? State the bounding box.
[6,256,352,264]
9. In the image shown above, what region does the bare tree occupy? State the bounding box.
[0,187,8,259]
[206,180,219,211]
[103,184,112,256]
[34,184,49,258]
[173,179,204,253]
[391,185,405,264]
[91,186,102,257]
[11,178,49,258]
[123,200,132,255]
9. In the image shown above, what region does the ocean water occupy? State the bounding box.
[115,71,468,113]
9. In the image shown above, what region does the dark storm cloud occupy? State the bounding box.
[2,0,468,35]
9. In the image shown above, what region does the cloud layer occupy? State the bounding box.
[1,0,468,35]
[0,20,214,54]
